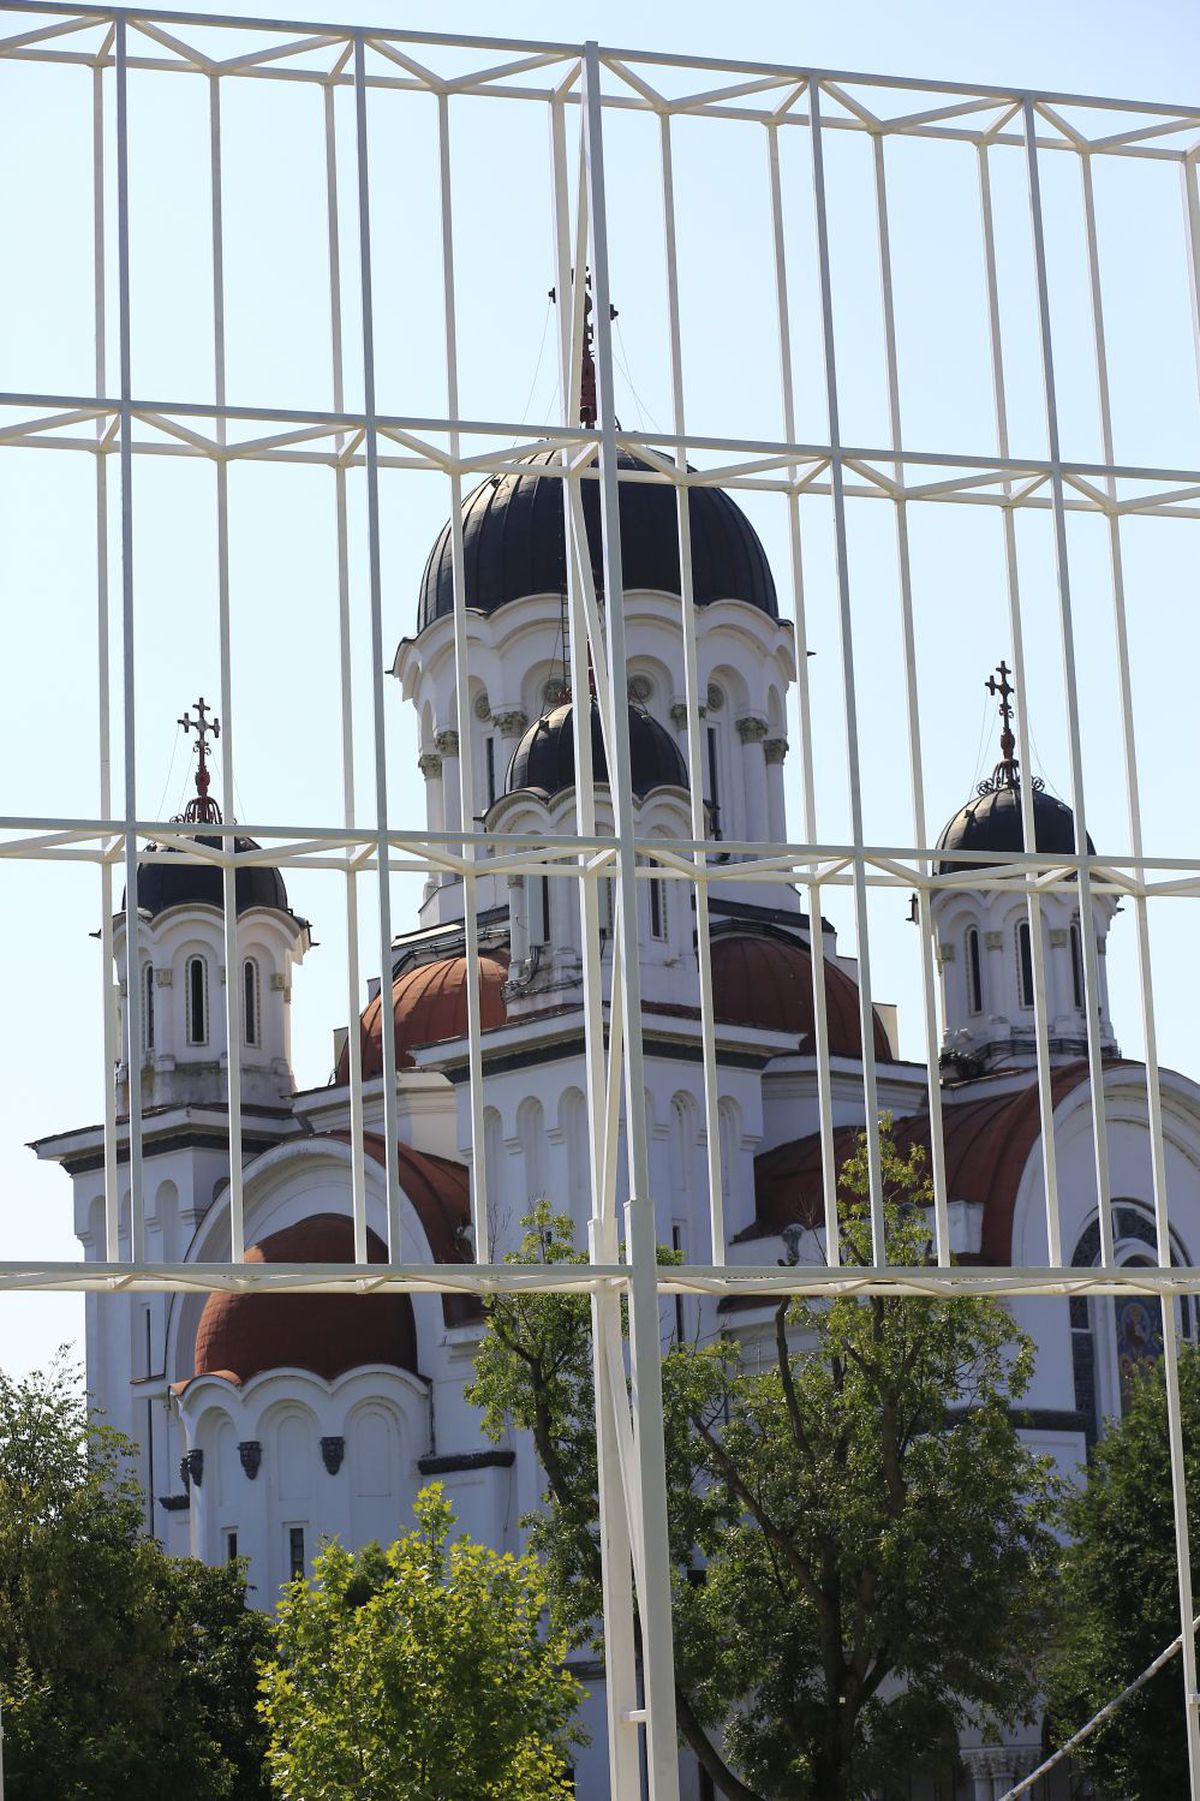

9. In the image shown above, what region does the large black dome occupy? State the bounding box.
[505,701,688,801]
[417,450,778,632]
[130,836,291,919]
[936,784,1092,875]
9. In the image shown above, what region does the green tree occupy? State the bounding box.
[1049,1343,1200,1799]
[0,1357,270,1799]
[259,1483,584,1800]
[469,1125,1062,1801]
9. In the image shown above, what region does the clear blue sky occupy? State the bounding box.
[2,0,1199,1379]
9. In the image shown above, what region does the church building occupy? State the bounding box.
[31,405,1200,1797]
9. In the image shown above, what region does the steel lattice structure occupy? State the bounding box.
[3,7,1200,1793]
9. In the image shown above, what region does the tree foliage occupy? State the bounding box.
[469,1125,1062,1801]
[0,1357,270,1799]
[259,1483,584,1800]
[1049,1342,1200,1799]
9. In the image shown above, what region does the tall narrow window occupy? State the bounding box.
[226,1530,239,1564]
[672,1224,685,1345]
[649,876,666,941]
[1070,920,1085,1010]
[186,956,208,1045]
[965,927,982,1015]
[143,963,155,1052]
[1016,920,1034,1010]
[243,958,260,1047]
[288,1526,306,1581]
[484,735,497,808]
[530,875,552,947]
[706,726,722,837]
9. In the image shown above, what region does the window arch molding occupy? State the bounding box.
[185,953,209,1046]
[242,954,261,1048]
[1070,1204,1194,1446]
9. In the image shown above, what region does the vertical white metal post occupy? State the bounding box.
[584,40,682,1800]
[550,88,645,1796]
[807,77,885,1258]
[764,116,841,1256]
[976,138,1064,1267]
[869,125,951,1264]
[352,32,401,1254]
[324,60,370,1257]
[209,70,245,1264]
[115,14,144,1262]
[1022,97,1115,1267]
[93,47,120,1265]
[656,108,726,1265]
[436,86,491,1262]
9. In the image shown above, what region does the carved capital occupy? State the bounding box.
[985,931,1003,951]
[492,709,529,739]
[434,728,460,757]
[1049,927,1067,948]
[736,715,769,744]
[418,750,443,780]
[320,1435,346,1476]
[669,701,706,728]
[270,972,287,992]
[154,967,173,987]
[937,941,956,963]
[763,736,789,765]
[180,1448,204,1490]
[238,1440,262,1480]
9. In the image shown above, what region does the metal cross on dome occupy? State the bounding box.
[176,696,223,824]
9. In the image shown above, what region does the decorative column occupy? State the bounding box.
[736,716,770,843]
[418,749,443,900]
[491,708,528,742]
[763,735,789,841]
[434,730,461,892]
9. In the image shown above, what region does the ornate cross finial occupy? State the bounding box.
[976,658,1037,796]
[176,697,223,824]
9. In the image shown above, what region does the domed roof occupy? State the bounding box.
[505,700,688,801]
[711,932,892,1062]
[338,952,508,1084]
[935,783,1092,875]
[417,449,778,632]
[131,835,291,919]
[192,1213,418,1385]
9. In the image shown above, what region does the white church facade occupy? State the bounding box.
[32,436,1200,1796]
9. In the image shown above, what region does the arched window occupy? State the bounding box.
[143,962,155,1052]
[965,927,983,1015]
[1016,919,1034,1009]
[186,956,208,1046]
[242,958,260,1047]
[1070,920,1085,1010]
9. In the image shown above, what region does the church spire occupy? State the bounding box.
[176,696,222,824]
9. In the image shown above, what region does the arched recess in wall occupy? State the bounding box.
[670,1092,696,1208]
[349,1401,401,1550]
[559,1088,589,1225]
[718,1098,740,1212]
[483,1107,503,1205]
[517,1097,546,1205]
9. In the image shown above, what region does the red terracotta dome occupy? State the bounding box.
[711,932,891,1062]
[193,1213,418,1386]
[338,952,508,1083]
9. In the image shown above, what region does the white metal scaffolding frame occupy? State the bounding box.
[3,7,1200,1794]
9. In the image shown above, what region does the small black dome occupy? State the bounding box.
[130,836,291,919]
[936,784,1092,875]
[505,701,688,801]
[417,450,777,632]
